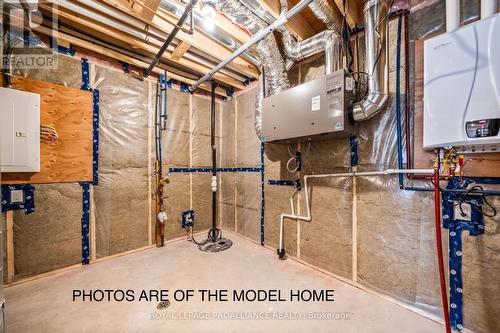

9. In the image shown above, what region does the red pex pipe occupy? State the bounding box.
[433,170,452,333]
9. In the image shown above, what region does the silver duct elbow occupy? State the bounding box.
[352,0,390,122]
[281,0,342,73]
[282,30,340,73]
[20,0,38,12]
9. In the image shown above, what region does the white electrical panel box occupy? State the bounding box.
[423,13,500,152]
[0,87,41,172]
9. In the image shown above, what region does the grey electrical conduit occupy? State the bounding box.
[278,168,435,252]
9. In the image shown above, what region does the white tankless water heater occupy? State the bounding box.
[423,13,500,153]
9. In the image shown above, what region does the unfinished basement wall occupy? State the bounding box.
[2,49,157,281]
[231,7,500,333]
[161,91,224,240]
[215,87,264,243]
[90,65,152,258]
[5,53,84,281]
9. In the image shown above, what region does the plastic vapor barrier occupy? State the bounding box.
[91,65,150,258]
[219,98,236,231]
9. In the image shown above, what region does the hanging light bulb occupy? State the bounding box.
[201,0,218,30]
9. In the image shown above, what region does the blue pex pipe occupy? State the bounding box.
[268,180,294,186]
[395,15,404,189]
[260,142,265,246]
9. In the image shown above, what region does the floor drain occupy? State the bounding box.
[157,300,170,310]
[199,237,233,252]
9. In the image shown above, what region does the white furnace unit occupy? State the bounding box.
[0,87,41,172]
[423,13,500,152]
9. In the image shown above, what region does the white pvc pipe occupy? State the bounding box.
[481,0,497,19]
[446,0,460,32]
[278,168,434,252]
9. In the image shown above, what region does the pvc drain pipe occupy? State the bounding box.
[278,168,435,253]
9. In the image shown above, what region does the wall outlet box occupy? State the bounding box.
[10,189,25,204]
[454,201,472,221]
[182,210,194,229]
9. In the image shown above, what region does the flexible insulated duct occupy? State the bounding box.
[352,0,390,122]
[308,0,344,36]
[218,0,290,136]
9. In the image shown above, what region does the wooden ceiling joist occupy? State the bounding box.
[32,25,228,96]
[332,0,362,27]
[140,0,162,21]
[171,41,191,61]
[258,0,317,39]
[101,0,260,78]
[42,3,245,89]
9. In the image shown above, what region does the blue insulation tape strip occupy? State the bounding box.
[462,177,500,185]
[50,38,75,56]
[121,62,130,74]
[169,167,262,173]
[92,90,100,185]
[81,58,90,91]
[180,83,190,93]
[80,183,91,265]
[260,142,265,245]
[218,167,262,173]
[442,178,485,331]
[350,136,358,167]
[268,180,294,186]
[1,184,35,214]
[169,168,213,173]
[80,59,100,184]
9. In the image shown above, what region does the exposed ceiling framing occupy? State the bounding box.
[29,0,364,96]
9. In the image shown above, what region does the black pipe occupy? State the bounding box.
[210,81,218,241]
[144,0,198,77]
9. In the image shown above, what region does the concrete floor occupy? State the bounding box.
[5,231,442,333]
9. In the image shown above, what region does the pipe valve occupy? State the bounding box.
[211,175,218,192]
[157,211,168,223]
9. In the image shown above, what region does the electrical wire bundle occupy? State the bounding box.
[455,185,497,218]
[40,125,59,143]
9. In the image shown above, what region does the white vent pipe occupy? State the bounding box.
[481,0,497,19]
[446,0,460,31]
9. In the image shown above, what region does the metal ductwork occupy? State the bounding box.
[281,29,341,73]
[218,0,290,136]
[352,0,390,122]
[308,0,344,36]
[279,0,342,74]
[19,0,38,12]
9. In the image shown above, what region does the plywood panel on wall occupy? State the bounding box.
[2,76,93,184]
[413,40,500,177]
